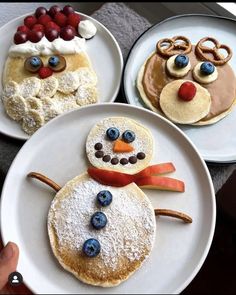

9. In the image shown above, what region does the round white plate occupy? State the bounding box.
[1,103,215,294]
[0,11,123,140]
[123,14,236,163]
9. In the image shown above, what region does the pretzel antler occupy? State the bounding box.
[156,36,192,57]
[195,37,232,65]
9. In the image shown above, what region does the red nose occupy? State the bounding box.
[38,66,53,79]
[178,81,196,101]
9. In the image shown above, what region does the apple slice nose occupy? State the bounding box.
[113,139,134,153]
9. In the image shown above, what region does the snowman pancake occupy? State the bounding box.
[86,117,154,174]
[1,4,98,135]
[28,116,191,288]
[137,36,236,125]
[48,172,156,287]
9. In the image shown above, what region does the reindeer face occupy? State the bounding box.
[139,36,236,125]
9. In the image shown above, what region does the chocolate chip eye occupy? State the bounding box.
[48,55,66,72]
[122,130,135,143]
[106,127,120,141]
[24,56,43,73]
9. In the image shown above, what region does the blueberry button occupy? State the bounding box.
[97,190,113,207]
[82,238,101,257]
[91,212,107,230]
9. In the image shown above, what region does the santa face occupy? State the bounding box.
[86,117,154,174]
[2,36,98,135]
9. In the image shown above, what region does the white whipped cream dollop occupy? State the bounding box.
[9,36,86,57]
[78,20,97,39]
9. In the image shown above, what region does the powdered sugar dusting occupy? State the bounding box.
[48,176,156,270]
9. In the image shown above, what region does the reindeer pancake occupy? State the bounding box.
[86,117,154,174]
[1,4,98,135]
[137,36,236,125]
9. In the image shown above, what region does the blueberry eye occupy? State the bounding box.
[48,55,66,72]
[24,56,43,73]
[122,130,135,143]
[106,127,120,141]
[48,56,59,67]
[30,56,41,67]
[174,54,189,68]
[200,62,215,75]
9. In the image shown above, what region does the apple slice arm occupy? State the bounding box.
[27,172,61,192]
[155,209,192,223]
[134,163,175,178]
[87,167,134,187]
[135,176,185,192]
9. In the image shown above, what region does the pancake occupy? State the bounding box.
[159,80,211,124]
[48,172,156,287]
[2,51,92,86]
[2,51,98,135]
[137,47,236,125]
[86,117,154,174]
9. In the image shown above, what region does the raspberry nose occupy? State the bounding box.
[113,139,134,153]
[38,66,53,79]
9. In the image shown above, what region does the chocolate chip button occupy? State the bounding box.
[95,151,104,158]
[129,156,137,164]
[103,155,111,162]
[137,152,146,160]
[120,158,128,165]
[94,143,103,150]
[111,158,119,165]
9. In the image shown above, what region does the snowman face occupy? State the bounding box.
[86,117,154,174]
[48,173,156,286]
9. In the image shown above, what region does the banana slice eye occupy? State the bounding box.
[193,61,218,84]
[48,55,66,72]
[24,56,43,73]
[166,54,191,78]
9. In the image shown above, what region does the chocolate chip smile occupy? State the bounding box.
[94,143,146,165]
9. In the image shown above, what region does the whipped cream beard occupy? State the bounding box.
[2,33,98,135]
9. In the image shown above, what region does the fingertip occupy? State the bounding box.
[9,241,19,256]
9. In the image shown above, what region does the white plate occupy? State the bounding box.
[1,103,215,294]
[0,11,123,140]
[123,14,236,163]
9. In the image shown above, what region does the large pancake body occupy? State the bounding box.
[48,173,156,287]
[3,51,92,86]
[137,48,236,125]
[86,117,154,174]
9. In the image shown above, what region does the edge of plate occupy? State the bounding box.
[0,10,123,141]
[122,13,236,164]
[0,103,216,294]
